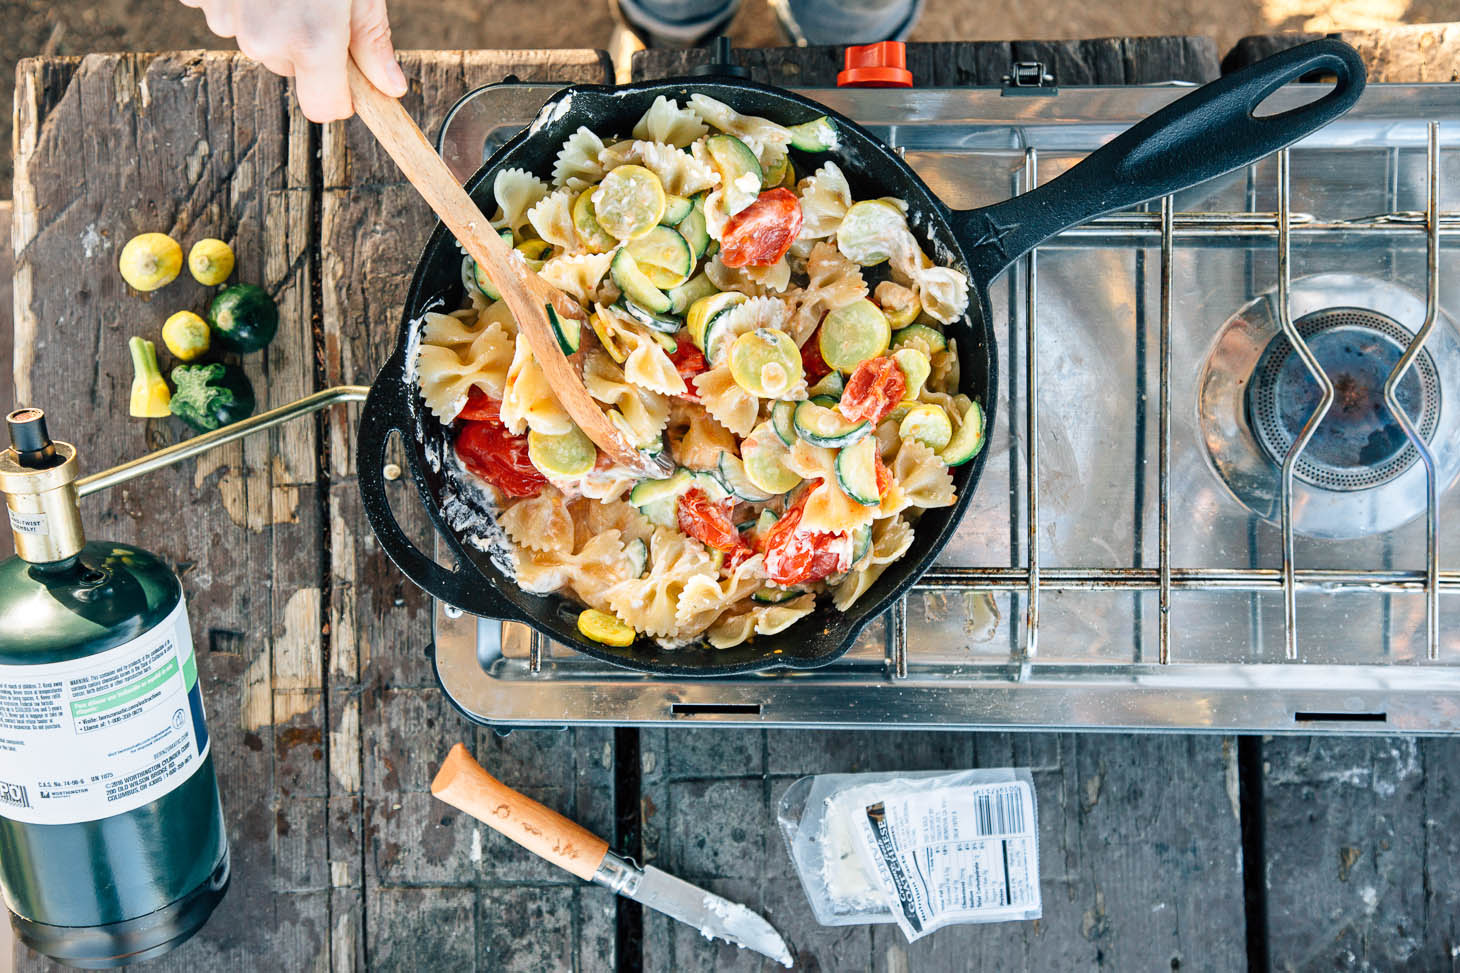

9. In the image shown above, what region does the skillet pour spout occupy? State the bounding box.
[357,39,1365,677]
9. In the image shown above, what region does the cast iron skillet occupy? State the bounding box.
[357,39,1365,676]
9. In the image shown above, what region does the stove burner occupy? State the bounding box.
[1197,274,1460,539]
[1246,309,1441,492]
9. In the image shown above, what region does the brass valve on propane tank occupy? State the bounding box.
[0,408,85,564]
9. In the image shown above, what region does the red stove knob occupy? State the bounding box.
[837,41,913,88]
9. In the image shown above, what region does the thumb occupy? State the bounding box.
[350,0,407,97]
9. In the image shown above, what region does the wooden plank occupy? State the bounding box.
[631,37,1221,85]
[1223,25,1460,81]
[317,50,616,972]
[11,51,327,971]
[640,730,1245,971]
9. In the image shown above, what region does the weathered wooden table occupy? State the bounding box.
[10,37,1460,972]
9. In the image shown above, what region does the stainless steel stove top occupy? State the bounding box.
[432,82,1460,733]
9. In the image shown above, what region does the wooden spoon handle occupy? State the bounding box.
[431,742,610,881]
[344,60,670,478]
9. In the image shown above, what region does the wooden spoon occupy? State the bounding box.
[345,60,673,479]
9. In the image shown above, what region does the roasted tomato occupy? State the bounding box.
[758,490,850,585]
[874,452,894,500]
[668,334,708,398]
[454,419,546,499]
[800,328,832,384]
[720,188,803,268]
[839,356,906,424]
[456,387,501,422]
[677,487,744,553]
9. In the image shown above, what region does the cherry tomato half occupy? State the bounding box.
[677,488,744,554]
[758,490,850,586]
[839,356,906,424]
[720,188,803,268]
[668,334,708,399]
[874,452,893,500]
[456,387,501,422]
[454,419,546,499]
[800,328,832,384]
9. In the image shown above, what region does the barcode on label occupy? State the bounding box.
[973,786,1027,836]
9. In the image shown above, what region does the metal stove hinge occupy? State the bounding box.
[75,386,371,498]
[1002,61,1056,96]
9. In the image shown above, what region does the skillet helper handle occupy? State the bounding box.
[956,38,1366,287]
[432,743,611,882]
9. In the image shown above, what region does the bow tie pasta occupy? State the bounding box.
[417,95,985,651]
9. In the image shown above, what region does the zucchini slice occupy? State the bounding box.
[615,298,682,334]
[890,322,948,355]
[692,469,733,504]
[729,328,803,398]
[626,538,649,578]
[940,400,986,467]
[762,153,790,191]
[626,225,694,290]
[770,400,797,446]
[718,453,777,502]
[892,347,931,401]
[793,400,870,448]
[899,403,953,451]
[850,524,872,565]
[668,272,718,316]
[610,249,673,315]
[752,586,801,604]
[678,194,711,259]
[808,393,841,409]
[572,189,619,253]
[808,371,844,399]
[687,291,747,353]
[637,497,678,528]
[545,304,581,354]
[836,199,906,266]
[820,298,891,373]
[741,422,803,495]
[648,330,678,353]
[463,230,515,300]
[578,609,636,647]
[590,312,627,364]
[705,134,763,213]
[834,435,881,506]
[630,468,693,509]
[661,193,693,226]
[788,116,838,152]
[592,164,666,240]
[528,424,596,478]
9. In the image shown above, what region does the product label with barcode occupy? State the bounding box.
[0,599,210,825]
[853,780,1041,940]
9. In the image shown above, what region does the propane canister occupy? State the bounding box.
[0,408,229,967]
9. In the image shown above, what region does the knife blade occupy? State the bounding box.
[431,743,794,967]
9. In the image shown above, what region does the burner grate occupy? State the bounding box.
[1247,308,1441,491]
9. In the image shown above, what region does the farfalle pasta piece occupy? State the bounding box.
[707,594,816,649]
[500,332,573,436]
[796,161,853,240]
[553,126,608,188]
[785,440,878,533]
[930,339,960,394]
[674,552,766,635]
[784,242,867,344]
[606,529,717,637]
[583,348,671,447]
[492,167,549,236]
[415,310,514,422]
[498,486,575,554]
[889,439,956,511]
[594,305,687,397]
[688,94,792,172]
[514,530,631,608]
[672,409,737,471]
[577,498,654,547]
[527,189,583,254]
[694,365,759,437]
[598,139,718,197]
[832,562,889,611]
[887,232,970,324]
[539,252,614,305]
[633,96,709,148]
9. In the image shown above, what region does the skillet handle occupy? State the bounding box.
[355,355,531,625]
[952,38,1366,288]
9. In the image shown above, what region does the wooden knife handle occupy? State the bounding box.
[430,743,610,881]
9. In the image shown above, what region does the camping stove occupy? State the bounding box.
[431,81,1460,733]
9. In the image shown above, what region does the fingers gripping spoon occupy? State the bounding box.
[432,744,795,967]
[344,60,673,479]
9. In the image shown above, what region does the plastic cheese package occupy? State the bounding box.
[776,768,1041,940]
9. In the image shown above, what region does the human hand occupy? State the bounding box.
[179,0,408,122]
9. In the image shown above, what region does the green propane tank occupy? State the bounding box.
[0,408,229,967]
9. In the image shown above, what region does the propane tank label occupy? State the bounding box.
[0,599,210,825]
